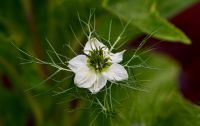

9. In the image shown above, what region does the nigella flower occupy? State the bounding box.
[68,37,128,93]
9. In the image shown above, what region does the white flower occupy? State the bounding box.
[68,38,128,94]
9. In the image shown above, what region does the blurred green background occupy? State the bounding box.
[0,0,200,126]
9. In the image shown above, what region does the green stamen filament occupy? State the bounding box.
[87,48,111,72]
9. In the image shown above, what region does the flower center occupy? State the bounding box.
[87,48,111,72]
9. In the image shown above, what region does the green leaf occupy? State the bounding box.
[157,0,198,18]
[103,0,194,44]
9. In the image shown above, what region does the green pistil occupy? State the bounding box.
[87,48,111,72]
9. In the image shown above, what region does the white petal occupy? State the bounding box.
[110,50,126,63]
[68,55,88,73]
[102,63,128,81]
[89,74,107,94]
[74,66,96,88]
[84,38,108,54]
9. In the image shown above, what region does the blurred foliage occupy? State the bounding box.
[103,0,197,44]
[0,0,200,126]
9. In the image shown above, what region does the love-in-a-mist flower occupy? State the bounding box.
[68,38,128,93]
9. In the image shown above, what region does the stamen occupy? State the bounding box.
[87,48,111,72]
